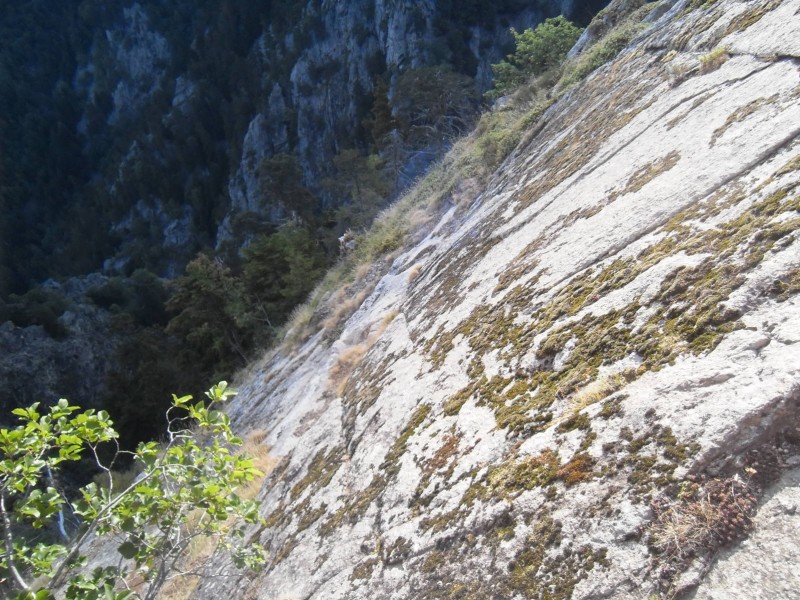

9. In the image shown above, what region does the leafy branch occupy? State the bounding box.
[0,382,266,600]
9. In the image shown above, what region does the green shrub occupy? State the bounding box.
[489,17,583,98]
[86,270,168,327]
[166,255,248,380]
[86,278,128,310]
[241,225,328,328]
[0,382,266,600]
[0,287,70,339]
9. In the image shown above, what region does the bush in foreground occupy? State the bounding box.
[0,382,265,600]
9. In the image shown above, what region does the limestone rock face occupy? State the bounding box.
[197,0,800,598]
[71,0,599,273]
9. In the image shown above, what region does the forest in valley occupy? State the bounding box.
[0,0,604,449]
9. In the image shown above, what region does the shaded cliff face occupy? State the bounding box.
[0,0,612,435]
[3,0,610,291]
[192,0,800,598]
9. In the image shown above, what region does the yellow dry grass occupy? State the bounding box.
[321,289,370,333]
[570,372,629,411]
[329,343,369,396]
[328,308,401,396]
[407,263,423,283]
[554,370,633,429]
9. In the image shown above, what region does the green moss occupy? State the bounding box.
[290,446,344,500]
[506,516,609,599]
[481,449,561,500]
[559,19,649,88]
[410,431,463,512]
[610,151,681,200]
[557,452,596,486]
[350,557,380,581]
[264,501,289,530]
[383,404,431,471]
[599,396,625,419]
[425,325,456,370]
[719,0,781,38]
[578,430,598,453]
[295,502,327,533]
[710,95,778,146]
[621,423,701,500]
[420,550,447,573]
[322,404,432,536]
[383,536,413,565]
[443,386,471,416]
[698,46,729,73]
[556,411,591,433]
[419,506,465,533]
[776,154,800,177]
[319,474,387,537]
[485,512,517,546]
[658,427,701,463]
[770,268,800,302]
[272,536,299,564]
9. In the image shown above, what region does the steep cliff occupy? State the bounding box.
[2,0,617,442]
[3,0,611,291]
[187,0,800,598]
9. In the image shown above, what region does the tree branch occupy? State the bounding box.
[1,491,32,594]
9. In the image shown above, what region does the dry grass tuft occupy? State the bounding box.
[380,310,400,329]
[558,371,634,425]
[155,431,276,600]
[239,429,277,500]
[451,177,482,209]
[329,343,369,396]
[328,307,401,395]
[322,289,370,333]
[406,207,435,235]
[282,302,315,350]
[649,477,757,562]
[157,572,202,600]
[407,263,423,283]
[354,262,372,282]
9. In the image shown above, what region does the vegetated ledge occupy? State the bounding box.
[194,1,800,599]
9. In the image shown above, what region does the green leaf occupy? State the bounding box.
[117,541,137,560]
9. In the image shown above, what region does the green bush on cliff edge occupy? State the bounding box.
[489,16,583,99]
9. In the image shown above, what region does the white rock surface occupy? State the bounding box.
[193,1,800,598]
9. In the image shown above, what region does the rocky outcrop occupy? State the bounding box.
[185,0,800,598]
[0,275,122,414]
[229,0,580,207]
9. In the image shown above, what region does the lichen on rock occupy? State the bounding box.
[195,0,800,598]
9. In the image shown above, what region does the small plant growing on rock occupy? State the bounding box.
[699,46,730,72]
[649,476,756,563]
